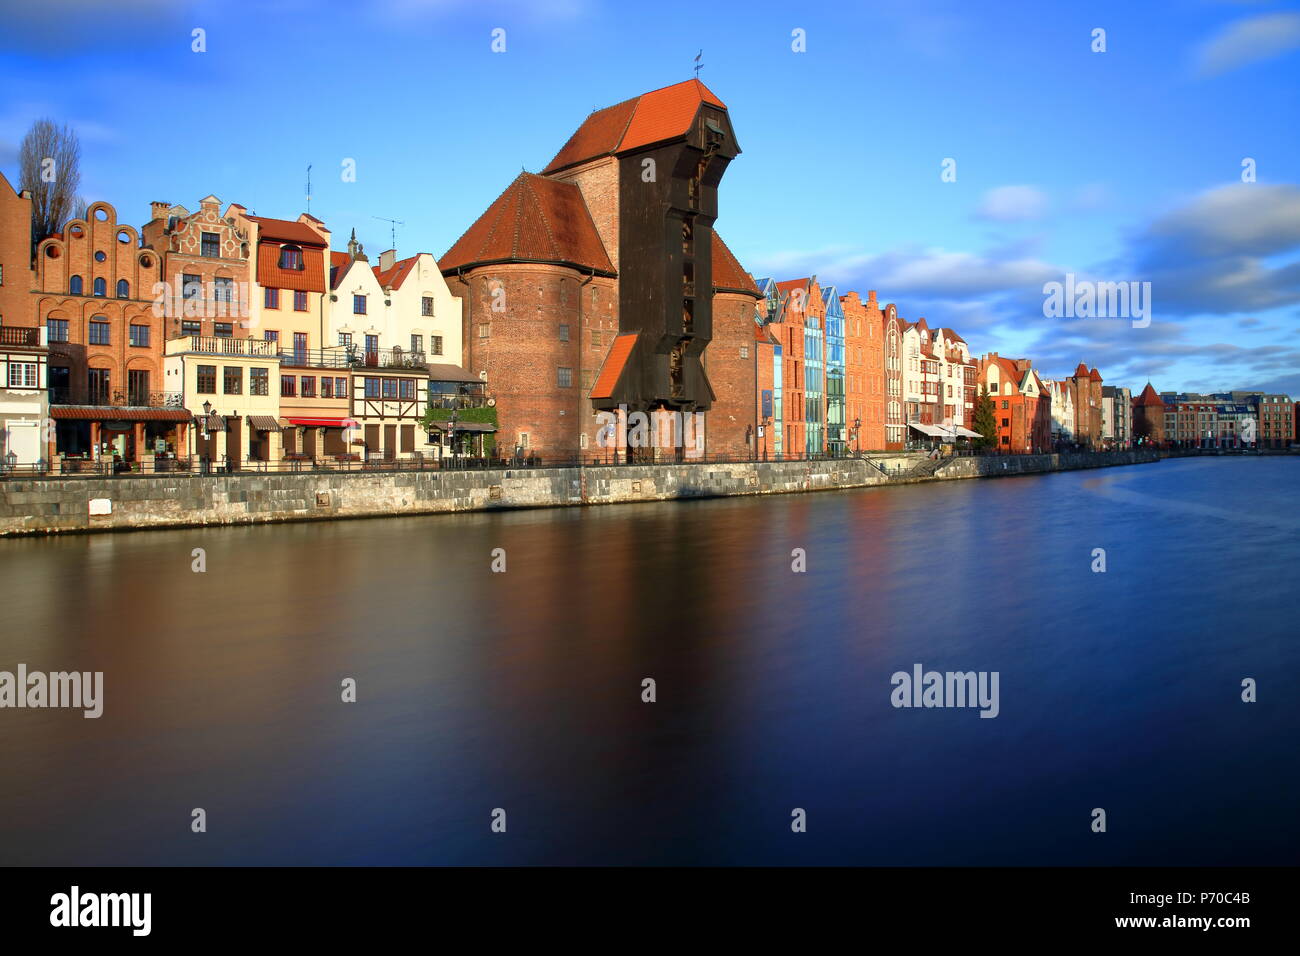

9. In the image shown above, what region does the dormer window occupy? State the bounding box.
[279,245,304,270]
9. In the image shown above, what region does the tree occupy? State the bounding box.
[19,119,82,248]
[972,385,997,449]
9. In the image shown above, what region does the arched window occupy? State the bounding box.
[69,275,83,295]
[93,277,106,297]
[117,279,129,298]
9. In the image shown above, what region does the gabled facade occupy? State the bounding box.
[141,195,252,341]
[34,200,187,465]
[882,302,904,449]
[840,290,885,452]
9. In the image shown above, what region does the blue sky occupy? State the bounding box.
[2,0,1298,394]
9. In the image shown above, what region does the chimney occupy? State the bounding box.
[150,201,170,222]
[379,249,396,272]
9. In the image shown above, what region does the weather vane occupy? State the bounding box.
[694,50,703,76]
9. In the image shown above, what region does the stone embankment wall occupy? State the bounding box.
[0,451,1160,537]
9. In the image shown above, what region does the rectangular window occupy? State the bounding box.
[224,366,242,394]
[214,277,234,303]
[1001,400,1009,409]
[293,332,308,363]
[264,288,279,309]
[197,365,217,394]
[740,345,749,359]
[47,319,69,343]
[559,324,570,342]
[281,375,296,397]
[8,362,37,388]
[201,232,220,257]
[365,377,381,398]
[335,377,347,397]
[411,334,423,354]
[89,321,110,345]
[365,334,379,355]
[279,247,304,270]
[431,335,443,356]
[339,332,352,347]
[353,294,367,315]
[478,323,489,338]
[250,368,269,396]
[294,290,308,311]
[1002,418,1010,428]
[215,322,233,337]
[129,324,150,347]
[88,368,110,404]
[300,376,316,398]
[321,377,333,398]
[182,320,201,336]
[382,378,398,399]
[421,296,434,316]
[399,379,415,399]
[264,329,279,344]
[183,274,202,300]
[557,366,572,388]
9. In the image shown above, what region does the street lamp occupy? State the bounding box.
[853,417,861,456]
[449,408,458,467]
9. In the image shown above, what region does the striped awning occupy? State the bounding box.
[247,415,281,432]
[195,414,226,432]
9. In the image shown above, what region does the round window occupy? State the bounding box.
[95,250,106,262]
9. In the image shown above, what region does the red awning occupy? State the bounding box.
[282,417,359,428]
[51,406,192,423]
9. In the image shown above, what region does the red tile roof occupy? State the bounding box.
[1073,362,1091,378]
[542,79,726,174]
[51,406,191,422]
[1089,367,1103,383]
[246,215,326,246]
[590,332,638,400]
[712,233,759,296]
[329,251,351,290]
[1135,383,1165,407]
[439,172,615,275]
[374,255,419,290]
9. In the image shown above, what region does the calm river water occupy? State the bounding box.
[1,457,1297,865]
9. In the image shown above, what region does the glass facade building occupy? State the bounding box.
[823,288,845,453]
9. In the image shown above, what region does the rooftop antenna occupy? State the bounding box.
[306,164,312,214]
[372,215,404,252]
[694,49,703,76]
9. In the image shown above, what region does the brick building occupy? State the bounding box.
[1064,362,1103,448]
[442,79,751,461]
[840,290,885,452]
[0,172,33,330]
[703,233,762,457]
[1131,382,1165,447]
[141,195,252,341]
[978,353,1051,453]
[34,200,187,464]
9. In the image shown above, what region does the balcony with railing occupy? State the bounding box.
[279,346,429,371]
[50,387,186,408]
[170,335,279,357]
[0,326,42,348]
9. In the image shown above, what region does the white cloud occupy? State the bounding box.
[1195,12,1300,76]
[974,185,1048,222]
